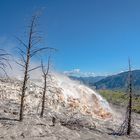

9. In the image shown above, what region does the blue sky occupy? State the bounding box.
[0,0,140,76]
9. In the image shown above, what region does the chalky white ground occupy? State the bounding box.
[0,73,139,140]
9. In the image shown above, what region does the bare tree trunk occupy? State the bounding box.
[40,57,50,117]
[19,17,33,121]
[126,59,132,135]
[40,76,47,117]
[19,53,30,121]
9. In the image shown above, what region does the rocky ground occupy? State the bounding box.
[0,108,140,140]
[0,78,139,140]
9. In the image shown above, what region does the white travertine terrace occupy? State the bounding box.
[0,73,112,120]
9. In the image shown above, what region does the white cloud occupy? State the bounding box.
[73,69,80,73]
[63,69,95,77]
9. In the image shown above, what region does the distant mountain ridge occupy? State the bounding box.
[69,76,105,87]
[70,70,140,93]
[94,70,140,91]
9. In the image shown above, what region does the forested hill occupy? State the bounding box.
[94,70,140,91]
[70,70,140,94]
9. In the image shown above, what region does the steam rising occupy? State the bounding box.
[47,73,113,119]
[2,57,112,120]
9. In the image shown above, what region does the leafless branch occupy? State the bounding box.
[28,65,41,72]
[19,53,26,64]
[16,37,28,49]
[0,50,12,74]
[17,47,26,55]
[30,47,55,58]
[15,61,25,68]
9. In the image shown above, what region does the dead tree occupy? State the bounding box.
[17,14,54,121]
[126,59,132,135]
[40,56,50,117]
[115,59,133,136]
